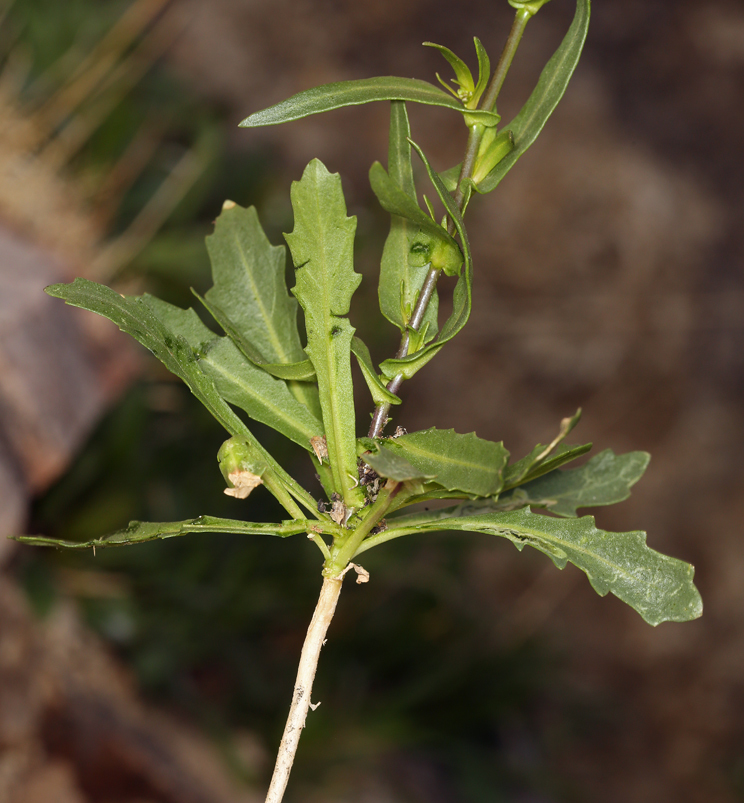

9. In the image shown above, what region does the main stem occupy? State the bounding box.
[368,8,532,439]
[265,576,343,803]
[266,12,537,800]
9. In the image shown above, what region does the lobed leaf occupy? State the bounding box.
[285,159,365,508]
[503,449,650,516]
[360,507,703,626]
[238,77,499,128]
[201,202,320,415]
[13,516,318,549]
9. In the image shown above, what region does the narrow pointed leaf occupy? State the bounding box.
[473,37,491,105]
[14,516,319,549]
[503,410,585,488]
[360,507,703,626]
[238,77,499,127]
[366,428,508,497]
[503,449,650,516]
[379,142,472,382]
[44,279,316,514]
[285,159,365,507]
[422,42,475,101]
[350,336,401,406]
[476,0,590,193]
[378,102,439,333]
[144,297,324,450]
[370,161,458,248]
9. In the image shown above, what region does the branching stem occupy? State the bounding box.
[368,7,532,439]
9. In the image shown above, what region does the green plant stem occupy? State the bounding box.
[326,480,402,574]
[264,576,344,803]
[368,10,531,439]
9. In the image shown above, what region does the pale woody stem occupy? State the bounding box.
[264,577,343,803]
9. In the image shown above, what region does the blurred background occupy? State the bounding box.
[0,0,742,801]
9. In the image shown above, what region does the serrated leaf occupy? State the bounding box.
[45,279,315,515]
[350,336,401,406]
[144,297,323,450]
[238,77,499,128]
[379,142,472,383]
[13,516,318,549]
[476,0,590,193]
[368,428,508,497]
[204,204,303,364]
[285,159,365,508]
[362,507,703,626]
[504,449,650,516]
[378,102,439,334]
[201,203,320,416]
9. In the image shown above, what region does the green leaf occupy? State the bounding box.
[502,409,585,488]
[285,159,365,508]
[471,128,515,186]
[361,507,703,626]
[503,449,650,516]
[144,297,324,451]
[423,42,475,103]
[379,142,472,383]
[473,37,491,106]
[238,77,499,128]
[476,0,590,193]
[195,290,316,380]
[378,102,439,334]
[366,428,508,497]
[201,202,320,415]
[370,161,458,250]
[361,447,434,483]
[204,203,303,364]
[350,337,401,406]
[45,279,316,516]
[13,516,321,549]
